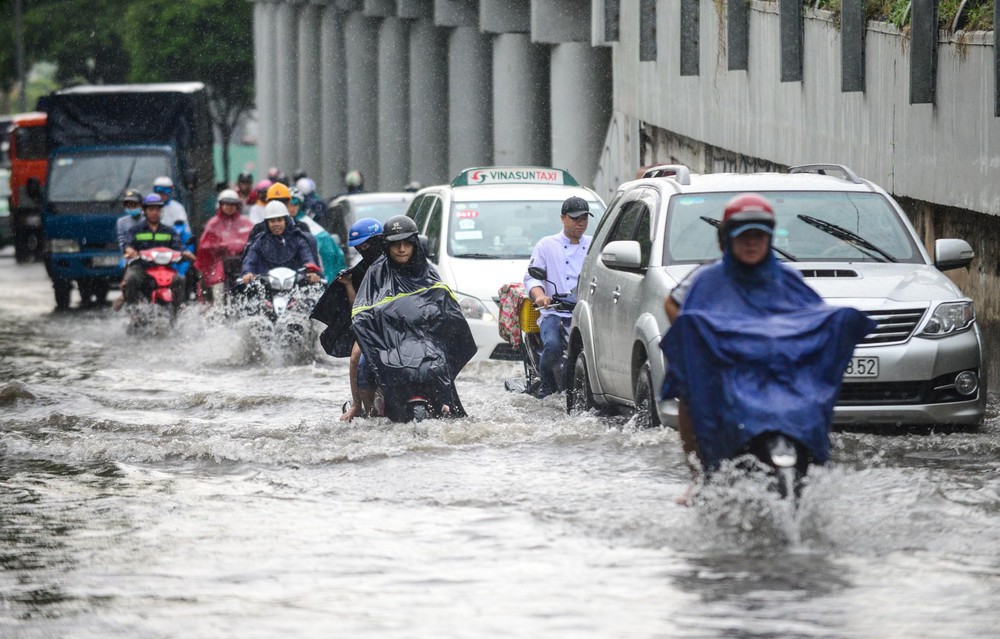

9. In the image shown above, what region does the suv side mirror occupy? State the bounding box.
[600,240,643,270]
[934,238,974,271]
[183,169,198,190]
[26,177,41,201]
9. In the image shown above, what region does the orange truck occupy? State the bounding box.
[8,112,48,262]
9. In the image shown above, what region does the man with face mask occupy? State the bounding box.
[116,190,145,253]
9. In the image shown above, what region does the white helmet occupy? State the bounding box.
[153,176,174,188]
[295,177,315,195]
[263,200,289,220]
[217,189,241,206]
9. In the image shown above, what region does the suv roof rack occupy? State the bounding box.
[641,164,691,185]
[788,163,864,184]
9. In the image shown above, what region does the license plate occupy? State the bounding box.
[92,255,122,268]
[844,356,879,378]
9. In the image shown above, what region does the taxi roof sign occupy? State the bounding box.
[452,167,580,187]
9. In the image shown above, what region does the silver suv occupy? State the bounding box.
[567,164,985,428]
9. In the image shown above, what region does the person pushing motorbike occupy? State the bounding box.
[522,196,593,398]
[659,193,874,503]
[121,194,194,309]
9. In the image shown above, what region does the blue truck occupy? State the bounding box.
[37,83,215,309]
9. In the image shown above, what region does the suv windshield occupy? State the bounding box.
[449,199,604,259]
[48,151,171,204]
[665,191,922,264]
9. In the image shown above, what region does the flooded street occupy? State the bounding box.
[2,250,999,638]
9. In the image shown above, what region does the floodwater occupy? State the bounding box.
[2,250,999,638]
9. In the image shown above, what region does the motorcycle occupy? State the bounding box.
[231,263,326,357]
[499,266,576,397]
[126,248,186,335]
[727,431,811,500]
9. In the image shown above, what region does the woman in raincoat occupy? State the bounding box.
[195,189,255,301]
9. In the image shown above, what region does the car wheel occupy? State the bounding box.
[634,361,661,429]
[566,348,594,414]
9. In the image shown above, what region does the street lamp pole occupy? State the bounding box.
[15,0,27,112]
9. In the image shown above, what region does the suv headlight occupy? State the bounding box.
[918,301,975,337]
[47,238,80,253]
[454,291,495,322]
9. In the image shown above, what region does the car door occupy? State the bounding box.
[606,188,658,399]
[588,189,644,399]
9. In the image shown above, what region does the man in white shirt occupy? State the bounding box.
[523,196,593,398]
[152,176,190,235]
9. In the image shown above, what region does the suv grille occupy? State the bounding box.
[860,308,925,345]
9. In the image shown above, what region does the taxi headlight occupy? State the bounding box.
[47,238,80,253]
[455,292,495,322]
[918,301,975,337]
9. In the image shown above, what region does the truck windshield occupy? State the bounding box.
[48,151,171,204]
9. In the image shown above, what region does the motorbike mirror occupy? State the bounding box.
[528,266,547,281]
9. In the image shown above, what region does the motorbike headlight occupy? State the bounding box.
[918,301,975,337]
[47,238,80,253]
[455,292,495,322]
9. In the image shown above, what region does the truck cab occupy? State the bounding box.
[40,83,214,309]
[8,112,48,263]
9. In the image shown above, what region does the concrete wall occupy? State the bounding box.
[607,2,1000,218]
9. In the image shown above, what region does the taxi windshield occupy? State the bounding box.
[664,191,923,264]
[448,199,603,259]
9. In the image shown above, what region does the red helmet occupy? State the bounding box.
[722,193,775,234]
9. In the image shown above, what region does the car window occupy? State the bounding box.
[606,200,643,245]
[663,191,923,264]
[412,195,434,231]
[447,199,592,259]
[425,197,443,260]
[591,191,624,244]
[634,205,653,266]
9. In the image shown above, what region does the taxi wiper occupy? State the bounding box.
[797,215,897,263]
[699,216,798,261]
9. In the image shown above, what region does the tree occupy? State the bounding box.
[123,0,254,184]
[0,0,131,106]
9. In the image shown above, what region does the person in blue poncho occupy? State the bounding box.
[660,193,875,502]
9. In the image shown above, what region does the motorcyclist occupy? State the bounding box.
[248,179,273,224]
[240,201,323,285]
[116,189,145,253]
[289,186,345,283]
[243,182,320,266]
[349,215,477,422]
[152,176,190,235]
[311,217,386,421]
[659,193,874,503]
[122,194,194,308]
[195,189,255,300]
[235,172,254,215]
[295,176,330,228]
[522,196,593,398]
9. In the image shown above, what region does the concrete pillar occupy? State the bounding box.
[448,26,493,177]
[378,17,410,191]
[344,12,380,190]
[253,1,278,179]
[275,2,300,176]
[409,19,449,187]
[319,5,346,197]
[550,43,611,187]
[296,3,322,181]
[492,33,549,166]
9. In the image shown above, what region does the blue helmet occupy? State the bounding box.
[348,217,383,247]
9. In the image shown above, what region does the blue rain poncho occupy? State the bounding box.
[660,251,875,469]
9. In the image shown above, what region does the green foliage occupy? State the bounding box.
[804,0,995,32]
[0,0,131,93]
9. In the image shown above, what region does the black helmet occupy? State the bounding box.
[292,168,307,181]
[123,189,143,205]
[383,215,419,242]
[237,172,253,184]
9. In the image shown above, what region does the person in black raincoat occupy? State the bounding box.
[309,217,386,420]
[350,215,477,422]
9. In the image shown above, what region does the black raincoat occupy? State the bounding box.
[351,242,477,421]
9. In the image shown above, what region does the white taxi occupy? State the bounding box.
[405,167,605,361]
